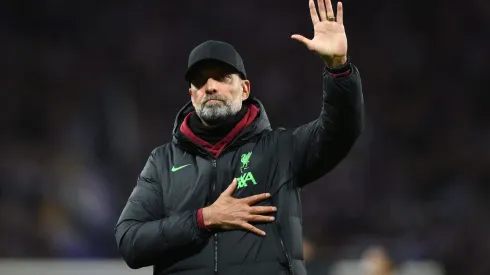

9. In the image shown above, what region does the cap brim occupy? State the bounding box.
[184,58,245,82]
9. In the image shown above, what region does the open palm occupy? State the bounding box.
[292,0,348,63]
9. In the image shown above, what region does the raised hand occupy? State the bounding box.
[292,0,348,68]
[202,178,277,236]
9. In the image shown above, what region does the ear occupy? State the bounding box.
[189,86,196,105]
[240,79,251,101]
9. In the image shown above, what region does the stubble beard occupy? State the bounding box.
[196,95,243,125]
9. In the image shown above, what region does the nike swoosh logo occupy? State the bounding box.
[171,164,191,172]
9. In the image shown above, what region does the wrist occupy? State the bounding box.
[197,208,213,231]
[201,207,214,229]
[323,55,347,69]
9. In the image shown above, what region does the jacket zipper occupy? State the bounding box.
[214,233,219,274]
[212,159,219,274]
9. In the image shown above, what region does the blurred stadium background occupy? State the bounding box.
[1,0,489,274]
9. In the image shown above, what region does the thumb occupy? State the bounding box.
[291,34,314,50]
[222,178,237,196]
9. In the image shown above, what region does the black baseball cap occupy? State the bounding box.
[184,40,247,82]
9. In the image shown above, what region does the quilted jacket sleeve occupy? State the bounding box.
[289,60,365,186]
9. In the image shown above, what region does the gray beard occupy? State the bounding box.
[196,100,242,124]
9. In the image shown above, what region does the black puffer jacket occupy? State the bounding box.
[115,63,364,275]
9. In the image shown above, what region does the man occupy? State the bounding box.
[115,0,364,274]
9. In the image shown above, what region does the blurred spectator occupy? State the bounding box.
[361,246,396,275]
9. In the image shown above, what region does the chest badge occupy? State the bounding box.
[237,151,257,189]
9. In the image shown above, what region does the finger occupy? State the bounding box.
[249,206,277,214]
[308,0,320,25]
[246,214,276,223]
[336,2,343,25]
[241,222,266,236]
[325,0,334,19]
[222,178,237,196]
[241,192,271,205]
[291,34,314,51]
[317,0,327,21]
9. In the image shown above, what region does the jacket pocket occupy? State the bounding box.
[272,221,293,274]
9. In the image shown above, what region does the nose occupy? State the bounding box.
[204,78,219,94]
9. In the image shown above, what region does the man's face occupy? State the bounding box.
[188,62,250,125]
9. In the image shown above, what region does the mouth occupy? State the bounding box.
[205,99,223,105]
